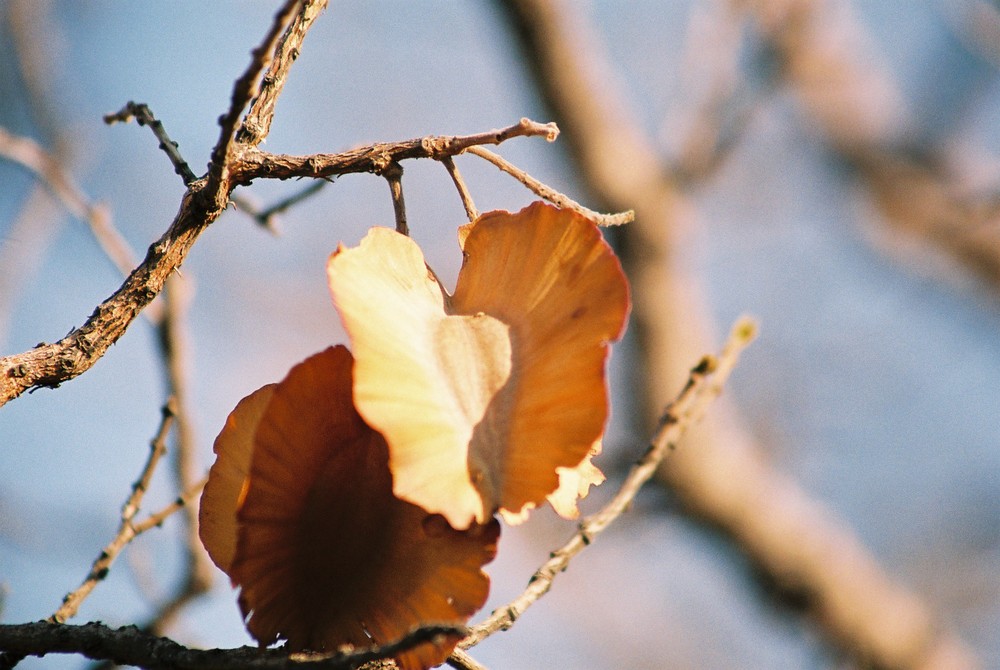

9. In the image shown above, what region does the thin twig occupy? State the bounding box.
[131,477,207,535]
[445,648,489,670]
[464,146,633,226]
[1,105,208,641]
[230,118,559,184]
[458,318,757,650]
[89,473,208,670]
[233,180,328,232]
[237,0,329,146]
[50,400,176,624]
[440,156,479,222]
[143,277,213,636]
[0,621,465,670]
[381,162,408,235]
[104,103,197,186]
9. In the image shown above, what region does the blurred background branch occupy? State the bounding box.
[0,0,74,348]
[495,0,981,667]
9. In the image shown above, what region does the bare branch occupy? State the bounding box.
[660,2,766,185]
[464,146,633,226]
[143,277,213,635]
[458,318,757,650]
[237,0,329,146]
[6,1,64,148]
[0,621,465,670]
[1,22,341,406]
[104,102,197,185]
[0,3,71,346]
[0,126,162,328]
[861,153,1000,286]
[230,118,559,184]
[381,162,408,235]
[0,179,65,349]
[132,477,207,535]
[445,648,489,670]
[0,127,88,223]
[735,0,1000,292]
[0,178,209,407]
[0,119,549,409]
[233,180,328,232]
[440,156,479,222]
[0,2,331,406]
[50,400,176,624]
[206,0,304,192]
[1,114,208,636]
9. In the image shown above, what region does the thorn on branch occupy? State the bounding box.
[691,355,717,376]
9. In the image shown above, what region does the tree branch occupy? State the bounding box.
[233,180,328,232]
[49,401,176,624]
[104,103,197,185]
[0,0,321,409]
[0,622,465,670]
[205,0,304,194]
[236,0,329,147]
[737,0,1000,292]
[440,156,479,222]
[464,145,633,226]
[0,125,155,325]
[0,178,208,408]
[381,161,408,235]
[0,125,141,281]
[142,276,213,636]
[0,119,558,409]
[229,118,558,184]
[132,477,206,535]
[445,648,489,670]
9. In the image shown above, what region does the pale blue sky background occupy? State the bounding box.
[2,2,1000,668]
